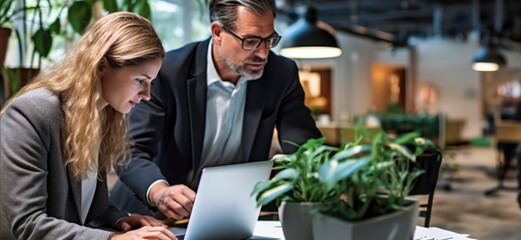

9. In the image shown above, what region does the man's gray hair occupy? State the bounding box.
[209,0,276,29]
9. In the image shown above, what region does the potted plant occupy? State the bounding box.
[252,137,339,240]
[1,0,56,99]
[252,130,439,240]
[0,0,16,67]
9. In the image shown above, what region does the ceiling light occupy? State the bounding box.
[472,37,506,72]
[280,6,342,59]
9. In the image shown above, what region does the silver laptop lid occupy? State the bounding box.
[183,160,273,240]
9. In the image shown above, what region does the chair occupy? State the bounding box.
[484,121,521,196]
[408,149,442,227]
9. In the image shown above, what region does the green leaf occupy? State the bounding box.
[393,131,420,145]
[388,142,416,161]
[6,68,20,94]
[272,168,299,181]
[319,155,371,189]
[85,0,98,6]
[330,145,372,161]
[256,182,293,207]
[251,181,271,197]
[135,0,151,20]
[67,1,92,34]
[103,0,118,13]
[32,28,52,57]
[49,16,61,34]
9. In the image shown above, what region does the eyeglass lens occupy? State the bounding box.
[242,36,281,50]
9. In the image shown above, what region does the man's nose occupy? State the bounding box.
[253,46,270,59]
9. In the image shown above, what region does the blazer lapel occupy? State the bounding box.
[67,166,82,223]
[187,39,209,171]
[84,172,107,225]
[242,78,268,161]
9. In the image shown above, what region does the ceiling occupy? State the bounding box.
[276,0,521,49]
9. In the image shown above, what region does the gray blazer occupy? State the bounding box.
[0,88,127,240]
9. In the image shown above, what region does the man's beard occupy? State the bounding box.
[223,56,267,80]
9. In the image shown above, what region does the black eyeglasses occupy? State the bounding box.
[222,26,281,50]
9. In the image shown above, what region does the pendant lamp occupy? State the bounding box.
[280,6,342,59]
[472,36,506,72]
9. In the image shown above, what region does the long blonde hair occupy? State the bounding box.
[1,12,165,180]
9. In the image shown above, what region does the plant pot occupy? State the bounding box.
[278,202,319,240]
[0,27,12,67]
[3,68,39,99]
[312,198,419,240]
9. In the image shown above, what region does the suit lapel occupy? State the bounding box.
[67,166,82,223]
[84,172,107,224]
[242,78,268,161]
[187,39,209,171]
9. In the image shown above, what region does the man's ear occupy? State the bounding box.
[211,22,223,45]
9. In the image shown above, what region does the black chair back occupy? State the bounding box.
[409,149,442,227]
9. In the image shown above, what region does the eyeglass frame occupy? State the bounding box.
[221,25,282,50]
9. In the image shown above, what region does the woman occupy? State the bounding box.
[0,12,176,240]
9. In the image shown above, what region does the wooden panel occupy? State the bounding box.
[317,125,383,146]
[339,126,382,145]
[496,121,521,142]
[317,125,339,146]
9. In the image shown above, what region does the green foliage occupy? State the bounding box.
[252,138,340,205]
[356,113,440,139]
[0,0,16,26]
[68,1,92,34]
[252,130,439,221]
[5,68,21,94]
[103,0,118,13]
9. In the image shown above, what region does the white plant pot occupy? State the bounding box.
[278,202,319,240]
[312,198,419,240]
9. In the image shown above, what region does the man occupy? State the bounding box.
[110,0,321,219]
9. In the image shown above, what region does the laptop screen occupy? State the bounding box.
[170,160,273,240]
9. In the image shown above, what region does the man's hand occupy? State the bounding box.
[149,182,196,219]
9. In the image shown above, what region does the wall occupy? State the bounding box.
[414,38,482,139]
[293,32,379,123]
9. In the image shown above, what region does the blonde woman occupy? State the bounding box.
[0,12,176,240]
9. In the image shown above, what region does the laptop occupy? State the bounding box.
[170,160,274,240]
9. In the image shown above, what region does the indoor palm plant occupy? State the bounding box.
[252,129,438,240]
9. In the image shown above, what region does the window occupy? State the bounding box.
[151,0,210,51]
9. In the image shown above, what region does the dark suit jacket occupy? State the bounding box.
[111,39,321,214]
[0,88,127,240]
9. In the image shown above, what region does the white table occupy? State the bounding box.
[249,221,477,240]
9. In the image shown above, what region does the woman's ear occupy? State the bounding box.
[98,57,108,75]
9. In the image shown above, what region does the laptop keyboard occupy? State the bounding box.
[175,234,185,240]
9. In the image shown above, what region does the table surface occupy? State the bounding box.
[246,221,477,240]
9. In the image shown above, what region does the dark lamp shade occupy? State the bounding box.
[280,15,342,59]
[471,46,506,72]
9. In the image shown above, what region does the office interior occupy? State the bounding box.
[2,0,521,239]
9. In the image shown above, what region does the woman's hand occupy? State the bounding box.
[110,226,177,240]
[117,214,165,232]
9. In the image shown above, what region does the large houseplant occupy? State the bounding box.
[252,130,438,240]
